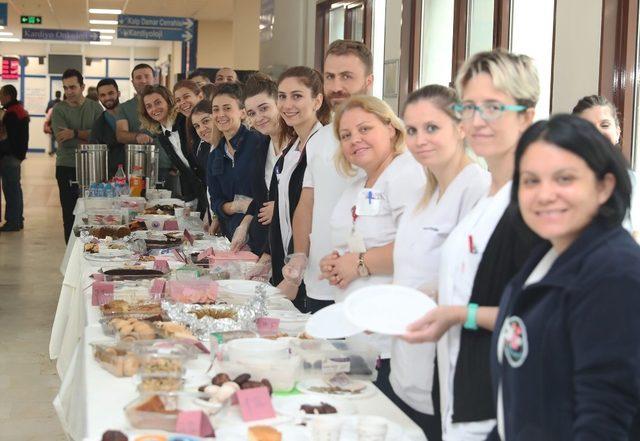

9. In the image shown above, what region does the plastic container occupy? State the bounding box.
[290,338,378,381]
[86,209,125,226]
[133,339,199,360]
[138,375,185,393]
[166,280,218,303]
[217,355,300,392]
[145,189,172,201]
[225,337,290,362]
[91,341,140,377]
[138,353,186,377]
[124,392,211,431]
[84,196,116,211]
[139,214,176,231]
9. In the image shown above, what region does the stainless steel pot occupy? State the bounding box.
[74,144,108,190]
[125,144,160,188]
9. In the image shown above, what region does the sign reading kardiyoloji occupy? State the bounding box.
[117,14,195,41]
[22,28,100,42]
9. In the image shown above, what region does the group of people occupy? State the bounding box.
[46,38,640,440]
[50,64,239,242]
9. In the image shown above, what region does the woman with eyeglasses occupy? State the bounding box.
[402,50,543,441]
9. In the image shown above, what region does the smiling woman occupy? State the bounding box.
[488,114,640,441]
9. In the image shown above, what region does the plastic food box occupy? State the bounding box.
[138,352,187,377]
[84,196,115,211]
[91,341,140,377]
[125,392,205,431]
[219,338,300,391]
[290,338,379,381]
[166,280,218,304]
[86,209,126,226]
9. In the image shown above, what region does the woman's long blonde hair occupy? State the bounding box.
[138,84,178,135]
[333,95,406,177]
[403,84,463,208]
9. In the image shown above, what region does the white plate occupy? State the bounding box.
[217,279,281,297]
[297,378,376,399]
[343,285,436,336]
[305,303,364,339]
[84,251,133,262]
[273,395,355,419]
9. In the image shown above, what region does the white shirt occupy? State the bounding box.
[437,181,512,439]
[277,122,322,253]
[161,123,189,168]
[390,164,491,415]
[623,169,640,233]
[302,124,365,300]
[264,139,280,190]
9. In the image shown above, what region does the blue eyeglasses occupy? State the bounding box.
[452,102,527,121]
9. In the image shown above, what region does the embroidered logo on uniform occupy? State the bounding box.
[498,316,528,368]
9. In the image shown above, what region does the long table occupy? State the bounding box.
[49,211,428,440]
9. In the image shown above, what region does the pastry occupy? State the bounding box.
[101,430,128,441]
[135,395,178,414]
[248,426,281,441]
[154,322,196,340]
[84,242,100,253]
[211,373,231,386]
[93,344,140,377]
[140,356,184,375]
[139,377,184,392]
[299,402,337,414]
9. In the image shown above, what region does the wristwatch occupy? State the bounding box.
[357,252,370,277]
[73,128,78,138]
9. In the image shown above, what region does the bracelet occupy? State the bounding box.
[463,303,479,330]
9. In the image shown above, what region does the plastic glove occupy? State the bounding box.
[277,279,299,301]
[230,195,253,214]
[247,255,272,282]
[281,253,308,287]
[230,223,249,252]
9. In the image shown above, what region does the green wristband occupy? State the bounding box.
[463,303,479,330]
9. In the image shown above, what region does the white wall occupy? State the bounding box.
[383,0,402,113]
[551,0,602,114]
[510,0,556,120]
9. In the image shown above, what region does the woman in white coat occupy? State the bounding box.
[390,85,490,440]
[402,50,541,441]
[318,95,425,400]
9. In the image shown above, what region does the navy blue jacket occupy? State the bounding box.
[207,124,266,240]
[488,220,640,441]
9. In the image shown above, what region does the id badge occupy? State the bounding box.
[347,229,367,253]
[356,189,383,216]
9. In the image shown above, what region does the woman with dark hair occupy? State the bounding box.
[254,66,330,312]
[572,95,640,237]
[230,73,293,254]
[139,84,207,214]
[486,114,640,440]
[207,82,267,239]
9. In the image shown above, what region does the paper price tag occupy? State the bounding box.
[164,220,179,231]
[174,410,215,437]
[183,229,195,245]
[197,247,214,262]
[92,273,105,282]
[256,317,280,337]
[91,282,114,306]
[321,357,351,375]
[153,259,170,273]
[149,279,166,298]
[236,386,276,422]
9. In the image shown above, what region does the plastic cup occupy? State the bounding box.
[311,416,342,441]
[357,416,388,441]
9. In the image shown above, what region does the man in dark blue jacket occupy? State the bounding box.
[0,85,29,231]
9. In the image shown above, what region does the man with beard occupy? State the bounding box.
[51,68,103,242]
[285,40,373,311]
[115,64,176,195]
[90,78,125,177]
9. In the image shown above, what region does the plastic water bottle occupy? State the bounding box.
[104,182,115,198]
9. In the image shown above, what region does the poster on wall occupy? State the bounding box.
[23,77,49,115]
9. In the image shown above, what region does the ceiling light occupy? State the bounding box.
[100,35,113,40]
[89,19,118,25]
[0,38,20,42]
[90,28,115,34]
[90,41,111,45]
[0,32,13,36]
[89,8,122,14]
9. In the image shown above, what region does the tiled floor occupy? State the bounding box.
[0,154,67,440]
